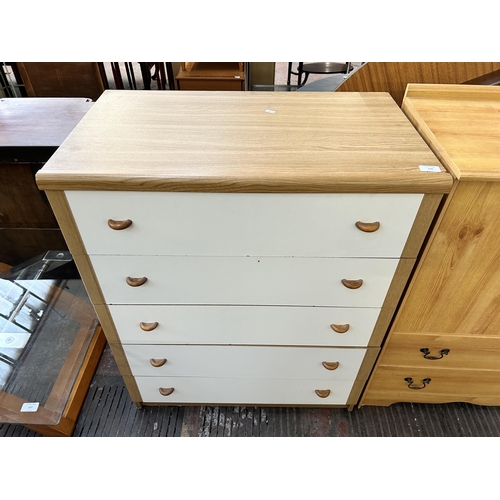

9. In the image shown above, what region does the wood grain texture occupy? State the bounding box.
[16,62,105,102]
[36,91,452,194]
[360,365,500,407]
[0,97,93,147]
[372,332,500,371]
[403,84,500,182]
[336,62,500,107]
[393,181,500,335]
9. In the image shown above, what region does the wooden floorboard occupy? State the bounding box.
[2,344,500,437]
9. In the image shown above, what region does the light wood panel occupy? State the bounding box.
[336,62,500,107]
[36,91,452,194]
[403,84,500,182]
[392,181,500,335]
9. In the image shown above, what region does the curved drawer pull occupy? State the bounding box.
[322,361,340,371]
[159,387,174,396]
[355,221,380,233]
[126,276,148,287]
[330,323,350,334]
[107,219,133,230]
[420,348,450,360]
[140,321,159,331]
[315,389,331,398]
[150,358,167,367]
[341,279,363,289]
[404,377,431,390]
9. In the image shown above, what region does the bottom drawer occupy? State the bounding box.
[360,365,500,407]
[135,376,356,405]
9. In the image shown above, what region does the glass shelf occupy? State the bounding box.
[0,252,104,434]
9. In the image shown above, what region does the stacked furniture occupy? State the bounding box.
[360,84,500,407]
[36,91,451,408]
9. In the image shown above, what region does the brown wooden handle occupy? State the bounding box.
[108,219,133,230]
[150,358,167,367]
[315,389,331,398]
[330,323,350,333]
[126,276,148,287]
[322,361,340,371]
[355,221,380,233]
[140,321,159,331]
[159,387,174,396]
[341,279,363,289]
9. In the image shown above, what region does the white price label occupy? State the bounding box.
[21,402,40,413]
[265,109,276,114]
[419,165,441,173]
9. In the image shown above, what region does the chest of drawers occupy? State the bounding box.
[360,84,500,407]
[36,90,452,408]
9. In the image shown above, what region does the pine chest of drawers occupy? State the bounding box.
[360,84,500,407]
[36,90,452,408]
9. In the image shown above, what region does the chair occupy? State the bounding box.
[287,62,353,87]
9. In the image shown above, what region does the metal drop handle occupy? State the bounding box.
[420,348,450,360]
[404,377,431,390]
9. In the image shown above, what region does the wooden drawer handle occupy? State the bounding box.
[126,276,148,287]
[355,221,380,233]
[150,358,167,367]
[404,377,431,390]
[140,321,159,331]
[341,279,363,289]
[159,387,174,396]
[315,389,331,398]
[322,361,340,371]
[420,348,450,360]
[108,219,132,230]
[330,323,350,334]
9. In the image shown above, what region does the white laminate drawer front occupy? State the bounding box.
[108,305,382,346]
[66,191,423,258]
[135,376,356,405]
[91,256,400,307]
[122,345,367,379]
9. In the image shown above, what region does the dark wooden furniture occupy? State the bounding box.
[15,63,106,101]
[0,97,93,266]
[175,63,245,90]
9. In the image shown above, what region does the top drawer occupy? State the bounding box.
[66,191,423,258]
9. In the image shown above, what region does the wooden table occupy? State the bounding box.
[0,97,93,265]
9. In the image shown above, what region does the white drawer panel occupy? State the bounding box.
[123,345,367,379]
[109,305,381,346]
[135,376,356,405]
[67,191,423,258]
[91,256,399,306]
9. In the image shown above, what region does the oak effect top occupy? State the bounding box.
[36,90,452,193]
[402,84,500,182]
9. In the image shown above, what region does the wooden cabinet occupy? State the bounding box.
[36,90,451,408]
[0,97,93,265]
[175,62,245,90]
[360,84,500,407]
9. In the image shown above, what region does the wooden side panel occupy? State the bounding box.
[336,62,500,106]
[393,181,500,336]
